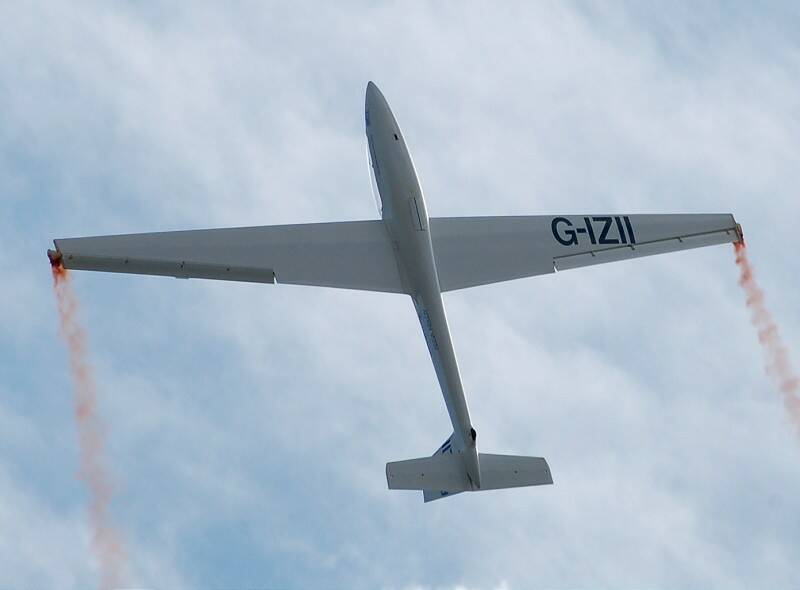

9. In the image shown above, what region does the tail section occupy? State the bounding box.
[386,434,553,503]
[385,433,467,502]
[424,433,464,502]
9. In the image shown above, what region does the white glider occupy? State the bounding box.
[49,82,742,502]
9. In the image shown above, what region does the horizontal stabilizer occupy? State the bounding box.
[386,452,553,502]
[386,454,469,491]
[477,453,553,490]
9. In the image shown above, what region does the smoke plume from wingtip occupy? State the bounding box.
[734,241,800,436]
[50,253,128,590]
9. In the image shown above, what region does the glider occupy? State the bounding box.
[48,82,742,502]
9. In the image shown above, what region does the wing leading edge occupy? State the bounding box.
[431,214,741,292]
[53,220,406,294]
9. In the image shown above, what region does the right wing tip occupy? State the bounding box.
[734,222,744,245]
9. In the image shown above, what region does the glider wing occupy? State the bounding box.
[431,214,741,292]
[53,220,405,293]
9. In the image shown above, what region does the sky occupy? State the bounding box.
[2,1,800,588]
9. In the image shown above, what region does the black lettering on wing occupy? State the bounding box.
[593,216,619,245]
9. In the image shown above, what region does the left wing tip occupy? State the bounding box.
[47,247,62,267]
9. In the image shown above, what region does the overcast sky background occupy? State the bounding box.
[2,2,800,588]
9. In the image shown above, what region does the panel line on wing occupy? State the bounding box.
[553,227,739,272]
[62,252,278,283]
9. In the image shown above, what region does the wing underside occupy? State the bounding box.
[431,214,741,292]
[53,220,406,293]
[53,214,741,294]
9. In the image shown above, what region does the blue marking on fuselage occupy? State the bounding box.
[414,296,454,422]
[420,309,439,351]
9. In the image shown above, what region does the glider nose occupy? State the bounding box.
[365,81,390,127]
[365,80,381,105]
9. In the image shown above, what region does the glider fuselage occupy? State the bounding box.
[365,82,480,486]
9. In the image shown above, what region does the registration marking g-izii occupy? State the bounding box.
[551,216,637,247]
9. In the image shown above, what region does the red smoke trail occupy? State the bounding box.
[50,253,127,590]
[734,241,800,436]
